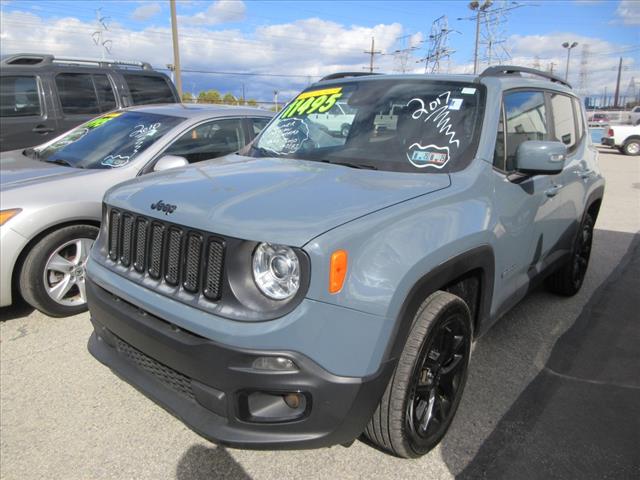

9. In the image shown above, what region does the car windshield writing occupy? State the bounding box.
[36,111,183,169]
[252,80,484,173]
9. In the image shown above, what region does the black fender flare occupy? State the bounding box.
[384,245,495,364]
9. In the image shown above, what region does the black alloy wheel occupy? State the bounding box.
[405,312,470,450]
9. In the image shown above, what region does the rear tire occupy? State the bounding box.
[546,212,594,296]
[19,225,98,317]
[364,291,472,458]
[622,139,640,156]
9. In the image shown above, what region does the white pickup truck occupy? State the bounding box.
[601,125,640,155]
[629,106,640,126]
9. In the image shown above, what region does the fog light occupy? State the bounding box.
[283,392,302,409]
[243,391,309,422]
[252,356,297,371]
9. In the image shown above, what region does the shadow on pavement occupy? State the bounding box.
[176,445,252,480]
[0,301,34,322]
[443,232,640,479]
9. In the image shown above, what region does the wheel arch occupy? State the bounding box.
[10,219,101,303]
[384,245,495,363]
[585,185,605,222]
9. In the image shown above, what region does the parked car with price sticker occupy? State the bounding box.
[0,104,272,317]
[85,67,604,458]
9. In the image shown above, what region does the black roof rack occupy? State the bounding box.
[1,53,153,70]
[480,65,571,89]
[319,72,381,82]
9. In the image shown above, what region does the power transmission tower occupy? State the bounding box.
[548,62,557,75]
[393,34,420,73]
[579,44,590,95]
[92,8,112,59]
[419,16,457,74]
[479,0,520,67]
[364,37,382,73]
[625,77,638,105]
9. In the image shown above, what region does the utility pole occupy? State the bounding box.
[169,0,182,97]
[614,57,622,108]
[364,37,382,73]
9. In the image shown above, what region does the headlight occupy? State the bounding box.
[0,209,22,226]
[252,243,300,300]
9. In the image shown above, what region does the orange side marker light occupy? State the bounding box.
[329,250,348,294]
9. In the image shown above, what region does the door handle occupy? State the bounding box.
[32,125,55,134]
[545,185,562,197]
[578,169,593,179]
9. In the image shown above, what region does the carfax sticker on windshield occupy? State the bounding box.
[281,87,343,118]
[101,154,130,168]
[406,144,450,169]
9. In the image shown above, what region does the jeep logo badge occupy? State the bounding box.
[150,200,177,215]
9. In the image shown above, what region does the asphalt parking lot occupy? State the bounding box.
[1,146,638,480]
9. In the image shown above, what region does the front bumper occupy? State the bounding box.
[87,278,394,449]
[0,226,28,307]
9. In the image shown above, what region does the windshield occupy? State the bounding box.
[252,79,485,173]
[34,111,183,169]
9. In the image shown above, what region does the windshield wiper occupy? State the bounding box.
[321,160,378,170]
[251,145,280,158]
[45,158,76,168]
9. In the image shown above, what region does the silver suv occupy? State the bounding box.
[86,66,604,458]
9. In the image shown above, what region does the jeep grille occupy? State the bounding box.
[106,208,224,301]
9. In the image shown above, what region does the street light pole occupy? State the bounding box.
[469,0,492,75]
[562,41,578,82]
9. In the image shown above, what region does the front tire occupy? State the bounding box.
[19,225,98,317]
[364,291,472,458]
[546,212,594,296]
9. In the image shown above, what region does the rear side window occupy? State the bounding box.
[572,97,584,143]
[123,74,176,105]
[93,74,116,111]
[501,91,549,171]
[56,73,117,115]
[0,75,41,117]
[550,93,577,151]
[56,73,100,115]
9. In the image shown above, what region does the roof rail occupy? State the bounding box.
[319,72,381,82]
[1,53,153,70]
[480,65,571,89]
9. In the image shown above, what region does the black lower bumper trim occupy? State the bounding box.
[86,277,394,449]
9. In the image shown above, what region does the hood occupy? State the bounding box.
[105,155,451,246]
[0,150,103,191]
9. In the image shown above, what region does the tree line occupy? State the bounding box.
[181,90,259,107]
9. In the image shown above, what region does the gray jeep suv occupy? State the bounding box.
[86,66,604,458]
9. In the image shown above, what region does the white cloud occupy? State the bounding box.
[131,3,161,22]
[0,10,635,101]
[616,0,640,25]
[178,0,246,26]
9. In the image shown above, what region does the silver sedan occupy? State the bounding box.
[0,104,272,316]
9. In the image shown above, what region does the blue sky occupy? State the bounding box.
[1,0,638,102]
